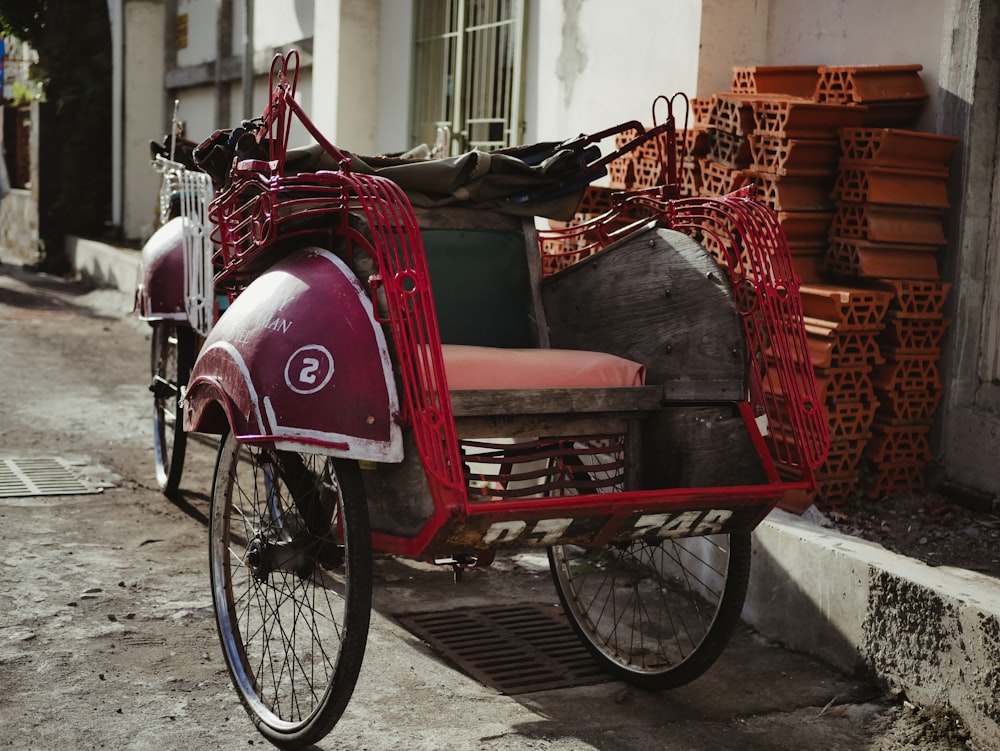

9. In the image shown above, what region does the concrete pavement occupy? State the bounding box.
[61,236,1000,749]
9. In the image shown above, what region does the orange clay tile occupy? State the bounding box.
[875,387,943,425]
[772,395,878,441]
[683,127,711,158]
[731,65,822,98]
[805,320,884,368]
[825,399,880,439]
[680,156,702,197]
[872,351,942,392]
[856,100,928,128]
[831,164,950,207]
[778,487,818,514]
[753,96,868,139]
[749,135,840,177]
[815,64,927,104]
[778,211,834,242]
[815,473,862,506]
[864,462,924,499]
[750,173,834,212]
[879,315,951,352]
[875,279,951,318]
[711,93,758,134]
[825,238,940,280]
[798,284,894,330]
[818,436,871,477]
[810,366,877,404]
[839,127,959,170]
[690,97,716,129]
[699,158,751,196]
[867,423,931,465]
[708,128,752,168]
[788,252,825,283]
[830,202,947,246]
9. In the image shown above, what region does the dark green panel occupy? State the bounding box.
[422,228,534,348]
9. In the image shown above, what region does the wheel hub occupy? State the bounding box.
[245,533,318,582]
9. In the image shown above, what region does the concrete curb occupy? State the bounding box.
[748,510,999,746]
[65,236,141,295]
[69,237,1000,749]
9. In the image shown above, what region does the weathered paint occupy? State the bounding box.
[184,246,403,463]
[134,216,188,321]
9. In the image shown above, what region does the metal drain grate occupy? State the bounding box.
[0,457,104,498]
[396,603,611,694]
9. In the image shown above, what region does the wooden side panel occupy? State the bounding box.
[541,224,747,393]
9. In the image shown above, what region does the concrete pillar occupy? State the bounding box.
[123,0,167,242]
[312,0,380,154]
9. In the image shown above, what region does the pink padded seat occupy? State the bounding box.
[442,344,645,390]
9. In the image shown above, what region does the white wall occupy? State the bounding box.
[378,0,413,153]
[764,0,946,130]
[123,0,166,241]
[176,0,219,67]
[244,0,314,51]
[526,0,704,143]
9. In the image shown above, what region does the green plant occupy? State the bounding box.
[9,79,44,106]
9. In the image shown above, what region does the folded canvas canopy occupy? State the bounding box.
[196,130,606,220]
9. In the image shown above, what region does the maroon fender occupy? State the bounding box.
[184,247,403,463]
[134,217,188,321]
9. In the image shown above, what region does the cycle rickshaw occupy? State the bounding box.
[134,107,216,495]
[182,51,828,748]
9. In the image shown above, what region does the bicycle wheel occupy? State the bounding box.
[546,452,751,690]
[209,435,372,749]
[150,322,194,496]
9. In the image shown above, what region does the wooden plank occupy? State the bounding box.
[453,413,633,440]
[448,386,664,416]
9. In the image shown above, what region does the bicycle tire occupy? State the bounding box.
[150,322,193,496]
[209,435,372,749]
[546,453,751,690]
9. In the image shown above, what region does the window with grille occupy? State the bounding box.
[411,0,526,153]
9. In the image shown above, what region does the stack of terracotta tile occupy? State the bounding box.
[822,127,958,498]
[703,92,754,191]
[825,127,957,278]
[866,279,952,497]
[797,284,893,505]
[725,66,867,282]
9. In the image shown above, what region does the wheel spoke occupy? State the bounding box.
[210,437,371,747]
[549,465,750,690]
[151,323,190,494]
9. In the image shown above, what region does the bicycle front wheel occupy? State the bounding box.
[150,322,193,496]
[549,532,751,690]
[210,435,372,749]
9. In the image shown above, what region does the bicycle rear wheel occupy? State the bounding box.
[150,322,194,496]
[549,532,751,690]
[209,435,372,749]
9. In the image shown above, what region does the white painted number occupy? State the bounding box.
[299,357,320,385]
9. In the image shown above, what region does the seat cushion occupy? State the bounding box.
[442,344,645,390]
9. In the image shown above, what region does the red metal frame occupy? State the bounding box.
[207,51,829,560]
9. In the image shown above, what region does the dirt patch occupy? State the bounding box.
[868,700,974,751]
[823,490,1000,579]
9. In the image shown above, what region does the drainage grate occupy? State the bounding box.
[396,603,612,694]
[0,457,104,498]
